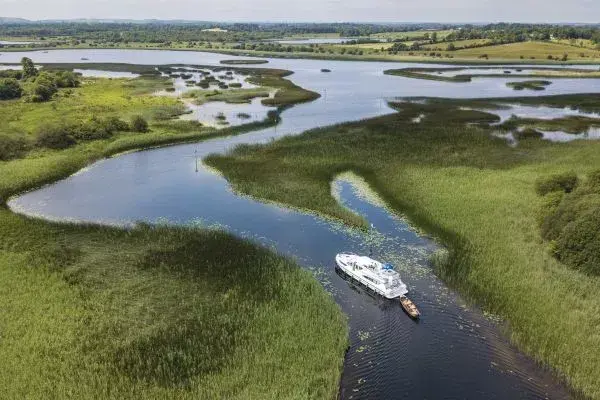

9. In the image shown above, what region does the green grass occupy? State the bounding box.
[205,97,600,399]
[185,88,272,105]
[246,69,321,107]
[452,41,600,59]
[0,72,347,398]
[0,211,347,399]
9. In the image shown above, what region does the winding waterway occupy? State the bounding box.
[6,49,600,399]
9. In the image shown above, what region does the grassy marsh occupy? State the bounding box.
[206,97,600,399]
[0,68,347,398]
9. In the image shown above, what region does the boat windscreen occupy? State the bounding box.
[383,263,394,270]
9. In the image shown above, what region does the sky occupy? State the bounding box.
[1,0,599,23]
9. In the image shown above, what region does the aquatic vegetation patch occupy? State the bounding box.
[385,66,600,82]
[506,80,552,91]
[220,59,269,65]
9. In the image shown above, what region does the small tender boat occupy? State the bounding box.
[399,296,420,319]
[335,253,408,299]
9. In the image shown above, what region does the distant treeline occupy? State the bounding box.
[447,23,600,44]
[1,22,600,47]
[0,22,452,43]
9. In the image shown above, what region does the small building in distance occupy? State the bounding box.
[202,28,228,33]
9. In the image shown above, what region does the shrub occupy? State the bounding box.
[29,72,58,102]
[555,209,600,275]
[0,78,23,100]
[535,173,579,196]
[72,117,127,141]
[104,116,130,132]
[53,71,80,88]
[0,69,23,79]
[36,126,76,149]
[131,115,149,132]
[0,134,30,160]
[538,171,600,275]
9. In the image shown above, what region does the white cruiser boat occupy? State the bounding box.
[335,253,408,299]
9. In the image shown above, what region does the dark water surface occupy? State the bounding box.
[6,49,593,399]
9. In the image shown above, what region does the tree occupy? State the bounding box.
[0,78,23,100]
[446,43,456,51]
[21,57,37,79]
[431,32,438,43]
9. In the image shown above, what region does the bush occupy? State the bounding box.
[35,117,129,148]
[0,78,23,100]
[104,116,130,132]
[535,173,579,196]
[0,69,23,79]
[29,72,58,102]
[0,134,30,160]
[538,171,600,275]
[131,115,149,132]
[555,209,600,275]
[72,117,128,141]
[36,126,76,149]
[53,71,80,88]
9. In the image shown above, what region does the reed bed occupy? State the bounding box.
[206,97,600,399]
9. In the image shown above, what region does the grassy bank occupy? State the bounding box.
[5,44,600,65]
[205,98,600,398]
[0,68,347,398]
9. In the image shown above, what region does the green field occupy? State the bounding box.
[452,41,600,59]
[371,29,456,40]
[0,67,347,399]
[206,97,600,399]
[421,38,493,50]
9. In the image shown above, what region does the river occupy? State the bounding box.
[6,49,599,399]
